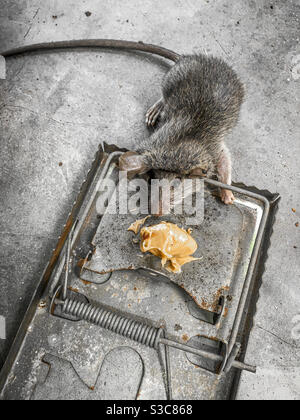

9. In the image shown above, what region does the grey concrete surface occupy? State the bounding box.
[0,0,299,399]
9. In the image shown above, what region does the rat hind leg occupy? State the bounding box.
[217,144,235,205]
[145,97,164,127]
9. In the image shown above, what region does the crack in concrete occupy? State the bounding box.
[257,325,299,349]
[214,38,230,59]
[23,24,33,39]
[32,8,40,20]
[1,104,100,127]
[24,7,40,39]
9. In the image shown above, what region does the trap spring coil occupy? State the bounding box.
[62,298,163,349]
[54,295,257,373]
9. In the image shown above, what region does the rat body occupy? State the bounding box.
[120,54,245,204]
[1,40,244,203]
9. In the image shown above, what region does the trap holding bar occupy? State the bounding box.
[53,297,256,374]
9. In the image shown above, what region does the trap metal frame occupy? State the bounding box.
[50,150,268,375]
[0,145,280,400]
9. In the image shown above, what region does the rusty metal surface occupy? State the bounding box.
[0,297,236,400]
[84,188,258,312]
[0,146,279,400]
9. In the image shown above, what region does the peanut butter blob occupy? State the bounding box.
[128,216,151,234]
[139,222,199,273]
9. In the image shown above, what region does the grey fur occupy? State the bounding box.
[137,54,245,179]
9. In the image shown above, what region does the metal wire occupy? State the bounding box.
[62,220,78,300]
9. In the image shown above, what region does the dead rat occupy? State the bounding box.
[1,40,244,204]
[119,54,245,204]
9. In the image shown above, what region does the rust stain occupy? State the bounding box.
[196,334,220,342]
[166,274,231,314]
[77,259,86,268]
[43,217,73,287]
[211,286,230,312]
[68,287,79,293]
[201,298,210,310]
[208,336,219,342]
[80,279,91,285]
[182,334,189,342]
[38,300,47,309]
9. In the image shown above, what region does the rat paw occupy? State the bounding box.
[145,101,163,127]
[220,189,235,205]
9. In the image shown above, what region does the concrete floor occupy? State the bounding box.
[0,0,299,400]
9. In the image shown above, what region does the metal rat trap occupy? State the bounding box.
[0,144,280,400]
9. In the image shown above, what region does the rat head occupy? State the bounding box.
[118,141,217,181]
[118,148,216,215]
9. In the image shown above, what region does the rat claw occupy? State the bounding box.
[221,189,235,205]
[145,110,154,127]
[145,100,163,127]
